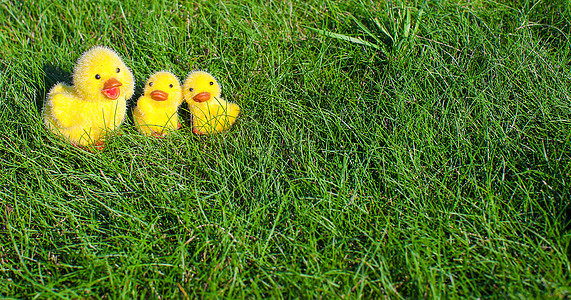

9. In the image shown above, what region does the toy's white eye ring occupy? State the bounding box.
[209,81,214,85]
[169,84,173,88]
[189,88,193,92]
[95,74,101,79]
[116,68,120,73]
[149,82,153,86]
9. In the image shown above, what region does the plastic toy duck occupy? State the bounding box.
[132,71,183,137]
[43,46,135,150]
[182,71,240,135]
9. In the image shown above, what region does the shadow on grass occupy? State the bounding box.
[178,101,192,129]
[124,82,145,128]
[38,63,73,113]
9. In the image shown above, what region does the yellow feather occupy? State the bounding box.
[43,46,135,147]
[133,71,183,137]
[182,71,240,135]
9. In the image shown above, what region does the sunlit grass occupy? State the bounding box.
[0,0,570,298]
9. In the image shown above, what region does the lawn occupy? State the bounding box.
[1,0,570,298]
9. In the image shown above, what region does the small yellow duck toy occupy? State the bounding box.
[132,71,183,137]
[182,71,240,135]
[43,46,135,149]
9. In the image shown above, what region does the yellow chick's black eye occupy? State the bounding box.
[149,82,153,87]
[209,81,214,85]
[116,68,120,73]
[189,88,193,92]
[169,84,173,88]
[95,74,101,80]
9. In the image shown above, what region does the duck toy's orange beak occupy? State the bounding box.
[150,90,169,101]
[193,92,210,103]
[102,78,122,100]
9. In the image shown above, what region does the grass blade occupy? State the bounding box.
[404,8,411,38]
[348,14,383,47]
[305,26,380,50]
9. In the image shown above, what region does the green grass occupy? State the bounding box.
[1,0,570,298]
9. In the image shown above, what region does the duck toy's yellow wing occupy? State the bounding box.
[132,71,183,137]
[182,71,240,135]
[43,46,135,150]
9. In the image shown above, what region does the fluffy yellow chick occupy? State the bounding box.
[132,71,183,137]
[43,46,135,149]
[182,71,240,135]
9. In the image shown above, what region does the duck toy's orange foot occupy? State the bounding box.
[93,141,105,151]
[72,141,105,153]
[192,128,207,135]
[151,131,167,138]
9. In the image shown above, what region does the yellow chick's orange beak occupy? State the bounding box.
[101,78,122,100]
[193,92,210,103]
[150,90,169,101]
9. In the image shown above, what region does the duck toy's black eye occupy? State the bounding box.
[169,84,173,88]
[149,82,153,86]
[95,74,101,79]
[189,88,193,92]
[116,68,120,73]
[209,81,214,85]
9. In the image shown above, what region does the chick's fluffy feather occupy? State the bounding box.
[133,71,183,137]
[43,46,135,146]
[182,71,240,135]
